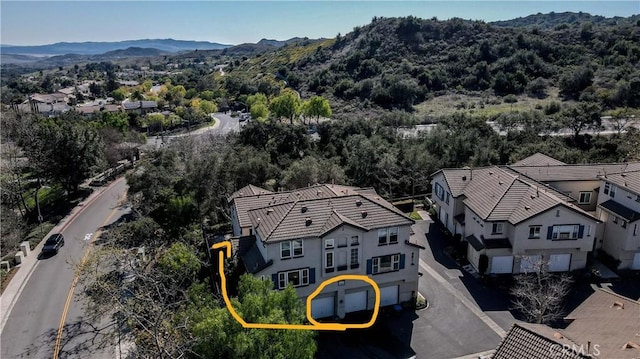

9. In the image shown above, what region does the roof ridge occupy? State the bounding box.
[485,175,519,219]
[263,201,298,241]
[357,192,413,221]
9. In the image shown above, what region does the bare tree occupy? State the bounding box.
[510,259,573,324]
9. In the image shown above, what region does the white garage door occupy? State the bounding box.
[520,255,542,273]
[345,290,367,313]
[548,254,571,272]
[380,285,399,307]
[632,252,640,270]
[311,296,335,319]
[490,256,514,274]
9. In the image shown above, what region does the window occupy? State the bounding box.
[281,240,303,259]
[551,225,580,240]
[372,254,400,274]
[350,248,359,267]
[378,228,388,245]
[280,241,291,258]
[634,224,637,236]
[351,235,359,245]
[293,239,303,256]
[277,268,309,289]
[445,192,450,204]
[324,238,334,249]
[338,237,347,248]
[604,182,610,195]
[613,216,619,224]
[636,194,640,203]
[325,252,334,271]
[434,183,445,201]
[492,223,504,234]
[622,220,627,229]
[578,192,591,204]
[610,184,617,198]
[528,226,541,239]
[389,227,398,244]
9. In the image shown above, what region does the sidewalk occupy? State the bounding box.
[0,178,121,333]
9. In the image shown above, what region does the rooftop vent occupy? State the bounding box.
[267,209,274,214]
[612,301,625,309]
[355,199,362,207]
[462,176,467,181]
[622,342,640,349]
[498,181,504,185]
[301,206,308,213]
[305,217,312,226]
[489,171,494,175]
[524,205,531,210]
[553,332,564,340]
[361,210,368,218]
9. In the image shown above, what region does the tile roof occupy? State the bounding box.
[229,184,273,201]
[247,193,413,243]
[440,166,597,225]
[240,238,272,274]
[599,200,640,223]
[600,167,640,196]
[436,168,472,197]
[466,235,484,251]
[493,323,590,359]
[512,153,567,166]
[563,288,640,359]
[122,100,157,110]
[508,163,628,182]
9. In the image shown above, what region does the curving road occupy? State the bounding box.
[1,178,129,359]
[143,112,241,150]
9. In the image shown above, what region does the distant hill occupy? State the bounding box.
[100,47,170,58]
[490,11,640,29]
[0,39,232,56]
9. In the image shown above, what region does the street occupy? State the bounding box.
[1,178,129,359]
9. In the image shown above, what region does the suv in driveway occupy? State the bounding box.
[42,233,65,255]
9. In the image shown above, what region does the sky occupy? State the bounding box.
[1,1,638,46]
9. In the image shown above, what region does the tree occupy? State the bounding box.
[280,156,345,190]
[510,260,573,324]
[301,96,332,124]
[250,103,269,122]
[269,90,301,124]
[559,102,602,140]
[559,66,593,99]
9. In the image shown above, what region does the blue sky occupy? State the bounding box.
[1,1,638,46]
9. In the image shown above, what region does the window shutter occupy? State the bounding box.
[366,259,372,274]
[399,254,406,269]
[271,273,278,289]
[309,268,316,284]
[578,225,585,238]
[547,227,553,239]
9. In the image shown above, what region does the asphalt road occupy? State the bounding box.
[1,178,129,359]
[143,112,241,150]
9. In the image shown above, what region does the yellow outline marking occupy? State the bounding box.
[212,241,380,331]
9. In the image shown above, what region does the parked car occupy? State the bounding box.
[42,233,65,255]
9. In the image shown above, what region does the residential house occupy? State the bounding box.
[596,164,640,269]
[494,288,640,359]
[228,184,421,319]
[122,100,158,114]
[431,166,600,274]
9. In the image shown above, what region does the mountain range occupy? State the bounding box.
[0,38,232,56]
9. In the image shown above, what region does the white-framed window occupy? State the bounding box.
[325,251,334,269]
[551,225,580,240]
[434,182,445,201]
[604,182,610,195]
[378,228,388,245]
[578,192,591,204]
[281,240,304,259]
[610,184,617,198]
[280,241,291,258]
[528,225,541,239]
[492,223,504,235]
[293,239,303,256]
[372,254,400,274]
[351,235,359,245]
[350,248,359,266]
[445,191,450,204]
[277,268,309,289]
[324,238,334,249]
[389,227,398,244]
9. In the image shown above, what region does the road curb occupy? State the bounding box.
[0,177,125,333]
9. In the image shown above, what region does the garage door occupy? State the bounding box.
[345,290,367,313]
[490,256,514,274]
[632,253,640,270]
[520,255,542,273]
[548,254,571,272]
[380,285,399,307]
[311,296,335,319]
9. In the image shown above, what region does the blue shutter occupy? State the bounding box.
[366,259,372,274]
[399,254,406,269]
[578,225,585,238]
[547,227,554,239]
[271,273,278,289]
[309,268,316,284]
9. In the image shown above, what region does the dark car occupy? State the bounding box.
[42,233,65,255]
